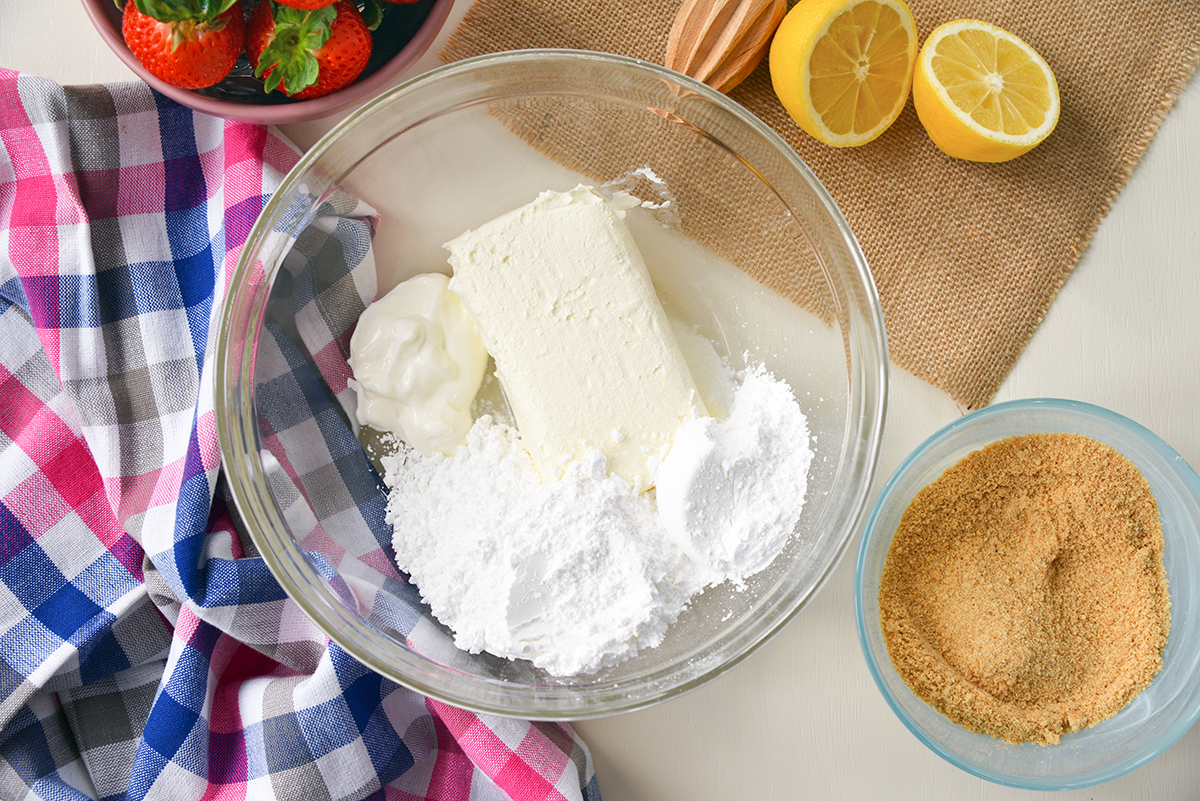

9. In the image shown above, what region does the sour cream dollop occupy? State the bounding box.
[349,273,487,456]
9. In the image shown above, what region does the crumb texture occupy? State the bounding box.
[879,433,1171,745]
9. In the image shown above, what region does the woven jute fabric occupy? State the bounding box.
[440,0,1200,409]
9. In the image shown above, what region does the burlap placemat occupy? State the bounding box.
[439,0,1200,410]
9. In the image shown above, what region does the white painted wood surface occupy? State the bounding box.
[4,1,1197,797]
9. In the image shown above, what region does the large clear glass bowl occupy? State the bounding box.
[216,49,887,718]
[856,398,1200,788]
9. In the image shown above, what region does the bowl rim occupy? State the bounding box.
[78,0,455,124]
[854,396,1200,789]
[216,48,889,718]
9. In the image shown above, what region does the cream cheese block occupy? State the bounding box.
[446,185,706,487]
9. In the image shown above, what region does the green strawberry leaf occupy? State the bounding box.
[360,0,383,31]
[253,2,336,96]
[130,0,238,23]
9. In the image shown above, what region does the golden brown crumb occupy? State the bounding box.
[879,433,1170,745]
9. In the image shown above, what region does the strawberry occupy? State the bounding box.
[121,0,246,90]
[273,0,338,9]
[246,0,372,100]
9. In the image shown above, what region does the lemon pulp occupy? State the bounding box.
[913,20,1059,162]
[770,0,917,147]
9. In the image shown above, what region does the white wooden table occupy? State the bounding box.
[5,1,1198,797]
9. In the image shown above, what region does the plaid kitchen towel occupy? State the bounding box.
[0,70,600,801]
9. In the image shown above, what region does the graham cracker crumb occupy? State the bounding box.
[879,433,1171,745]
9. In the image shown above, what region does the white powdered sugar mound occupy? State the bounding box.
[383,421,707,675]
[383,362,813,676]
[655,364,814,582]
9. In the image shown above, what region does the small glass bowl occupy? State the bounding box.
[856,398,1200,789]
[216,50,887,718]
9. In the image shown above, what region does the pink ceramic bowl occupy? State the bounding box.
[81,0,455,124]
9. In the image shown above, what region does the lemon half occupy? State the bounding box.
[769,0,918,147]
[912,19,1060,162]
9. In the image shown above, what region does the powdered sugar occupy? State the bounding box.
[382,361,813,676]
[384,420,706,675]
[656,364,813,582]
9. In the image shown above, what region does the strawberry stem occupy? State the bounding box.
[253,2,337,95]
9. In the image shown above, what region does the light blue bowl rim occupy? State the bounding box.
[853,397,1200,789]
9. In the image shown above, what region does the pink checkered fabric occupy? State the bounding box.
[0,70,599,801]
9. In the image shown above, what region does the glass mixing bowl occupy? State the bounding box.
[856,398,1200,789]
[216,49,887,718]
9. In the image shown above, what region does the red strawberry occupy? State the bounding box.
[121,0,245,90]
[273,0,338,9]
[246,0,372,100]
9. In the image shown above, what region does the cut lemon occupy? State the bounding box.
[912,19,1060,162]
[769,0,918,147]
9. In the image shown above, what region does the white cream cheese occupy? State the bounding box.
[348,272,488,456]
[445,185,706,487]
